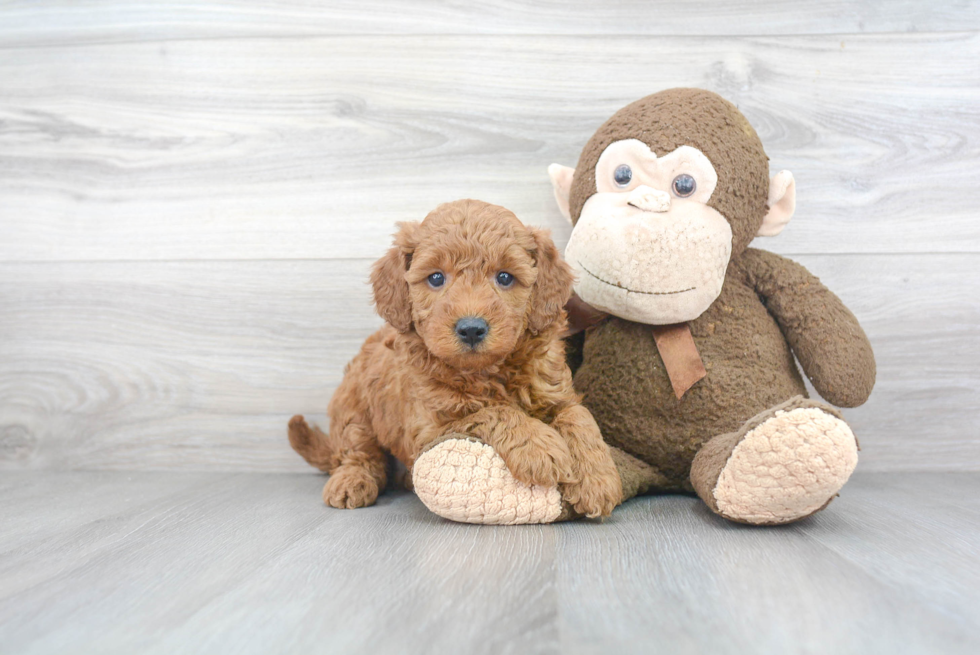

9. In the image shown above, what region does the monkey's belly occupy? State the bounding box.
[574,308,806,489]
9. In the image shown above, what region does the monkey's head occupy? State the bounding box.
[549,88,796,325]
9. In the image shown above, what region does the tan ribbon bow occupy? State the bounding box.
[563,294,706,400]
[650,323,706,400]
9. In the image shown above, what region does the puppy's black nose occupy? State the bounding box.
[455,317,489,347]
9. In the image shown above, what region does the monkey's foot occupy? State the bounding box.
[690,397,859,525]
[413,434,565,525]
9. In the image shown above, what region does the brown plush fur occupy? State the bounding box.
[289,199,622,518]
[563,90,876,509]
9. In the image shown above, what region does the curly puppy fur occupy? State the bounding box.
[289,199,622,518]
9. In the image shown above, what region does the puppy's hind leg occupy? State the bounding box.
[289,415,387,509]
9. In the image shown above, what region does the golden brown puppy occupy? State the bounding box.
[289,199,621,518]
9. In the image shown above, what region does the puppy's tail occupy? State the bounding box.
[288,415,337,473]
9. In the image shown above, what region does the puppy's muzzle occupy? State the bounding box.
[455,317,489,347]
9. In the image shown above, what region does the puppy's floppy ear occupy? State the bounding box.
[527,227,575,334]
[371,221,419,332]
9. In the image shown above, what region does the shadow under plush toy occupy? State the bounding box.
[414,88,876,525]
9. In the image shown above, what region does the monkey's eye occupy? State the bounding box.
[427,272,446,288]
[613,164,633,188]
[495,271,515,288]
[672,174,696,198]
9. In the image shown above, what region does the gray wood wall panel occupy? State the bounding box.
[1,3,977,474]
[1,33,978,262]
[2,1,977,46]
[2,254,977,472]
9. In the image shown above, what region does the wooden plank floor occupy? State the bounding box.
[1,471,978,654]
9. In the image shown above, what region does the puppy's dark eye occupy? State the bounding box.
[672,174,696,198]
[427,272,445,288]
[613,164,633,188]
[495,271,515,288]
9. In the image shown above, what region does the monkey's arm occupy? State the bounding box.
[740,248,876,408]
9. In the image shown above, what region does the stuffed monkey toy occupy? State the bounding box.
[413,88,875,525]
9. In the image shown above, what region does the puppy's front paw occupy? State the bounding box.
[500,427,576,488]
[323,465,380,509]
[563,468,623,519]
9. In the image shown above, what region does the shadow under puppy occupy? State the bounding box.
[289,199,621,520]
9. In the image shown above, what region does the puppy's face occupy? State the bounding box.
[406,228,537,370]
[371,200,574,371]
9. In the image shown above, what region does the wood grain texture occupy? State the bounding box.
[1,254,977,472]
[0,471,978,654]
[1,33,978,261]
[1,4,977,476]
[1,1,977,46]
[1,8,976,653]
[556,472,980,655]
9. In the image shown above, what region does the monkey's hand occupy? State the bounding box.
[741,248,876,407]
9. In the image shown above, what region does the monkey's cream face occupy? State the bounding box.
[564,139,732,325]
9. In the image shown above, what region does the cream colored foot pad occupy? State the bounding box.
[714,407,859,524]
[413,438,563,525]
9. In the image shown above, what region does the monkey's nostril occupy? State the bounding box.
[455,317,489,347]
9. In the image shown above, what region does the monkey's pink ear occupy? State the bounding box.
[548,164,575,223]
[758,170,796,237]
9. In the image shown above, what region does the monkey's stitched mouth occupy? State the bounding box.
[578,262,696,296]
